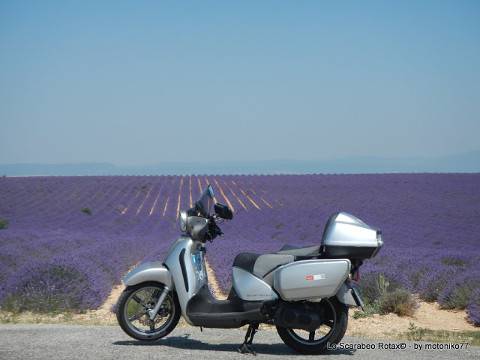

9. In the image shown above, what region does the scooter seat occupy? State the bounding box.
[233,252,295,278]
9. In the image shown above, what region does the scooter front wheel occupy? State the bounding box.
[116,281,180,341]
[276,298,348,354]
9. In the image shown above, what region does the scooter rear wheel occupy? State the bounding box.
[276,298,348,354]
[116,281,180,341]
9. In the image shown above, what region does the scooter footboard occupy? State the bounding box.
[123,261,173,289]
[273,259,350,301]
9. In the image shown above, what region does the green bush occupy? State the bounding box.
[406,322,427,341]
[359,273,401,304]
[0,219,8,230]
[352,302,379,319]
[2,265,89,314]
[81,207,92,215]
[441,256,466,267]
[358,273,383,303]
[379,288,417,316]
[440,284,475,310]
[439,277,480,310]
[358,273,417,317]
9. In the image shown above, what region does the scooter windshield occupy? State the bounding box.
[196,185,215,217]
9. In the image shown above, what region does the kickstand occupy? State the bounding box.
[238,324,259,356]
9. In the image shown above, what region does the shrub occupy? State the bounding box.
[440,285,473,310]
[358,272,385,304]
[406,322,427,341]
[2,264,90,314]
[417,270,456,302]
[378,288,417,316]
[441,256,467,267]
[81,207,92,215]
[409,268,427,289]
[352,302,379,319]
[438,275,480,310]
[358,272,417,317]
[467,289,480,327]
[0,219,8,230]
[359,272,402,305]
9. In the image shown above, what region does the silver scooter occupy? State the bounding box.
[116,185,383,354]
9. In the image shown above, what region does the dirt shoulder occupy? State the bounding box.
[347,301,477,339]
[1,299,475,331]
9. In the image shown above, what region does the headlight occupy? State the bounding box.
[179,211,187,232]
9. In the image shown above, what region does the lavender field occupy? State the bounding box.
[0,174,479,325]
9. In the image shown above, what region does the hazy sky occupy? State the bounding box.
[1,1,479,165]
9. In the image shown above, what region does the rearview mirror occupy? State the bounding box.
[214,203,233,220]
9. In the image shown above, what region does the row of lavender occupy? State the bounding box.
[0,175,275,311]
[0,176,172,310]
[205,174,480,325]
[0,174,479,325]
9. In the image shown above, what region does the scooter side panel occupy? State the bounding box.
[273,259,351,301]
[164,237,207,323]
[232,267,278,301]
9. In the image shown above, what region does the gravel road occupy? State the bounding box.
[0,324,478,360]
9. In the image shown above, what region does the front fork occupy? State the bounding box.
[148,286,170,320]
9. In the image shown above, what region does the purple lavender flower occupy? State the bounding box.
[0,174,479,326]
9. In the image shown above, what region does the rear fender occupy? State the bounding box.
[123,261,173,289]
[336,281,364,310]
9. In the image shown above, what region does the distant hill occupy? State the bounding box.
[1,151,479,176]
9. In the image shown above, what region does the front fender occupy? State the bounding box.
[336,281,364,310]
[123,261,173,289]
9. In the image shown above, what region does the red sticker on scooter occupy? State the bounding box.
[305,275,314,281]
